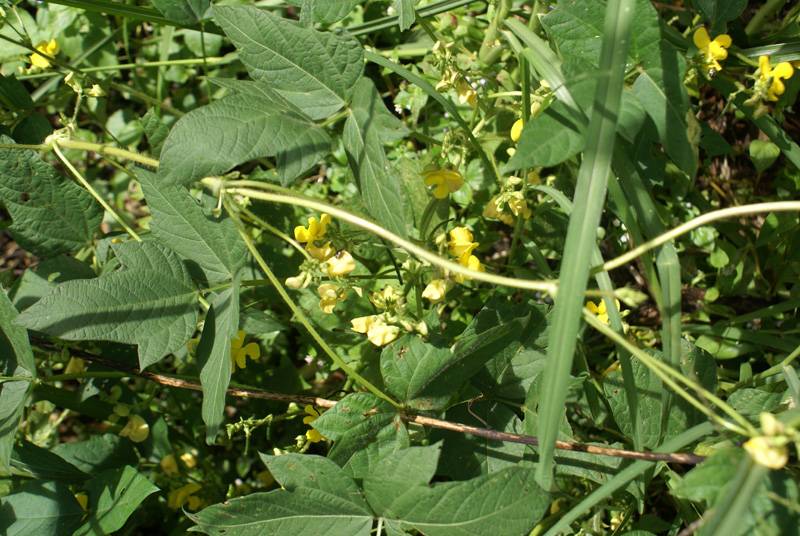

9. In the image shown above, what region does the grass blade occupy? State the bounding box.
[531,0,636,488]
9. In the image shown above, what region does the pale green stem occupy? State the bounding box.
[241,207,311,261]
[584,311,757,437]
[17,56,233,80]
[0,140,160,168]
[52,142,142,242]
[221,183,557,295]
[224,199,400,407]
[598,202,800,273]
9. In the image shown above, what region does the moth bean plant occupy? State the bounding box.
[1,0,799,534]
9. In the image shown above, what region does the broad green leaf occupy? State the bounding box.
[312,393,407,477]
[633,70,697,176]
[364,457,549,536]
[299,0,363,24]
[433,401,526,480]
[52,433,138,474]
[696,0,746,29]
[10,256,95,311]
[505,100,585,170]
[343,78,410,238]
[0,74,33,110]
[138,170,245,283]
[214,5,364,119]
[74,465,160,536]
[0,289,34,470]
[380,335,453,410]
[261,453,371,510]
[17,241,199,370]
[197,281,240,443]
[396,0,416,31]
[190,454,372,535]
[362,444,442,512]
[11,440,89,482]
[672,448,740,504]
[158,80,331,186]
[0,137,102,256]
[0,481,83,536]
[541,0,661,75]
[139,108,170,156]
[152,0,209,25]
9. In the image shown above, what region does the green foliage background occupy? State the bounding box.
[1,0,800,534]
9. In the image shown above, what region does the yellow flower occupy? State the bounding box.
[510,119,524,142]
[318,283,345,314]
[306,241,335,262]
[350,315,400,346]
[75,493,88,511]
[423,169,464,199]
[64,357,85,375]
[294,214,331,243]
[370,285,403,309]
[743,436,788,469]
[422,279,448,303]
[167,483,203,510]
[507,192,531,219]
[325,250,356,277]
[230,330,260,371]
[302,405,325,443]
[586,299,621,325]
[692,27,731,73]
[483,195,514,226]
[455,79,477,108]
[448,227,477,258]
[285,271,312,289]
[30,39,58,69]
[454,251,483,283]
[160,454,179,476]
[119,415,149,443]
[758,55,794,101]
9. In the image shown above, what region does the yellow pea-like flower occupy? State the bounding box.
[119,415,149,443]
[302,405,326,443]
[692,27,731,73]
[423,169,464,199]
[325,250,356,277]
[167,483,203,510]
[448,227,477,258]
[30,39,59,69]
[422,279,448,303]
[317,283,345,314]
[743,436,788,469]
[758,55,794,101]
[510,119,524,142]
[294,213,331,243]
[230,330,260,371]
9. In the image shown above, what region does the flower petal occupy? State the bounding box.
[693,27,710,48]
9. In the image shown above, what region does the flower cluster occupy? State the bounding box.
[483,176,532,225]
[287,213,359,315]
[350,285,427,346]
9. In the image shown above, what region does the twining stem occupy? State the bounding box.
[584,311,757,437]
[52,142,143,242]
[17,56,233,80]
[53,349,705,465]
[224,198,400,408]
[222,182,558,294]
[598,201,800,273]
[58,139,161,168]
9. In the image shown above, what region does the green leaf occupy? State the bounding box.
[311,393,407,477]
[396,0,416,31]
[16,241,199,370]
[380,336,453,410]
[52,433,138,474]
[672,447,740,504]
[695,0,746,28]
[11,440,89,482]
[197,281,240,443]
[0,137,102,256]
[74,465,160,536]
[0,74,33,110]
[139,108,170,156]
[190,454,372,535]
[633,70,697,176]
[0,289,34,471]
[505,100,585,170]
[749,139,781,173]
[138,170,245,283]
[433,401,526,480]
[541,0,661,75]
[158,80,331,186]
[10,256,95,311]
[299,0,363,24]
[152,0,209,25]
[261,453,372,510]
[343,78,410,238]
[364,452,549,536]
[214,5,364,120]
[0,481,83,536]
